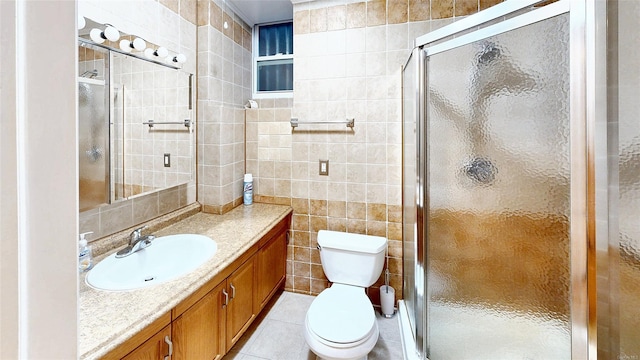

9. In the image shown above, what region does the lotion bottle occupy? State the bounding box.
[78,231,94,273]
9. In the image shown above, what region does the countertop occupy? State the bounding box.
[79,203,292,360]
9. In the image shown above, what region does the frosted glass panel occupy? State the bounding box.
[425,13,570,359]
[78,45,108,212]
[618,1,640,357]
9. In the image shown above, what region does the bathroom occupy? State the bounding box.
[1,0,639,359]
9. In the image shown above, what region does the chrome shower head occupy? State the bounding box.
[464,157,497,185]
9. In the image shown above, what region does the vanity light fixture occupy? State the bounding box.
[145,46,169,58]
[78,15,86,30]
[172,54,187,64]
[144,48,155,58]
[154,47,169,58]
[89,25,120,44]
[119,37,146,53]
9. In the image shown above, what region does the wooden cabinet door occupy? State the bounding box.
[226,256,257,349]
[256,229,287,309]
[172,281,227,360]
[121,324,171,360]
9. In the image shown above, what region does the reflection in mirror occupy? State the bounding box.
[110,52,193,202]
[78,43,109,212]
[78,41,194,213]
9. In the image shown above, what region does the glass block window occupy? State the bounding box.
[254,22,293,94]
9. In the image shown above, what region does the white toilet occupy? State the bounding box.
[304,230,387,360]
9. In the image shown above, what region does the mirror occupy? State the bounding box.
[78,40,194,212]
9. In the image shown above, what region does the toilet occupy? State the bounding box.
[304,230,387,360]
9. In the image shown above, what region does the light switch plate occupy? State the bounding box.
[319,160,329,176]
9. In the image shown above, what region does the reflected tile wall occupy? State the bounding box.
[79,183,195,241]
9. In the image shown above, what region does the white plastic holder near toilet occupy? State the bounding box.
[379,285,396,318]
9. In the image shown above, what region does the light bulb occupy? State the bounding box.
[174,54,186,64]
[119,39,132,53]
[89,28,105,44]
[155,47,168,58]
[103,26,120,42]
[132,38,146,51]
[78,15,86,30]
[144,48,155,58]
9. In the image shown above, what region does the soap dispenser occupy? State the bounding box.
[78,231,94,273]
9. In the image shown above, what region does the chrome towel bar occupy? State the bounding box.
[290,118,354,128]
[143,119,191,128]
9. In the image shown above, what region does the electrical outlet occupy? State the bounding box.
[319,160,329,176]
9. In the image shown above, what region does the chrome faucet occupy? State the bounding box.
[115,226,155,258]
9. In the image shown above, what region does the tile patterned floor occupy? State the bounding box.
[222,291,404,360]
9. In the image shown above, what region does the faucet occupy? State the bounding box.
[115,226,155,258]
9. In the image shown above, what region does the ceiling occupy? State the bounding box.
[226,0,294,27]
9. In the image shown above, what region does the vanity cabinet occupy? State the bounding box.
[256,224,287,309]
[172,281,226,360]
[225,256,258,349]
[121,325,171,360]
[102,214,290,360]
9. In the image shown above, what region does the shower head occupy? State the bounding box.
[464,157,497,185]
[80,69,98,78]
[477,43,501,65]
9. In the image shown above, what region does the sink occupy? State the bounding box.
[86,234,217,291]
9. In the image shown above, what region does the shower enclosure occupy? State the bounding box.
[400,0,604,358]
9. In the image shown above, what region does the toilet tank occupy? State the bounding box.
[317,230,387,287]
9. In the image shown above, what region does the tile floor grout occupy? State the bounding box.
[222,291,404,360]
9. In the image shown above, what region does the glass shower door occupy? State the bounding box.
[423,12,571,359]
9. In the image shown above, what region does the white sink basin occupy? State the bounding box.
[86,234,217,291]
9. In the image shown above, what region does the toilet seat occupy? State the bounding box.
[306,284,376,345]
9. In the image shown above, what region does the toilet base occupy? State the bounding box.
[315,356,367,360]
[304,315,378,360]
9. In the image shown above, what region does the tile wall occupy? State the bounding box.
[78,0,507,303]
[196,0,253,214]
[247,0,505,304]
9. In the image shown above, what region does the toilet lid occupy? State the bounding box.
[307,285,376,344]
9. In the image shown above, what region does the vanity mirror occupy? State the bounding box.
[78,22,195,213]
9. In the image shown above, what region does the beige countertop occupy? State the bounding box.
[79,203,292,360]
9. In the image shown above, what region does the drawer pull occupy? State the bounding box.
[230,284,236,300]
[222,288,229,307]
[164,336,173,360]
